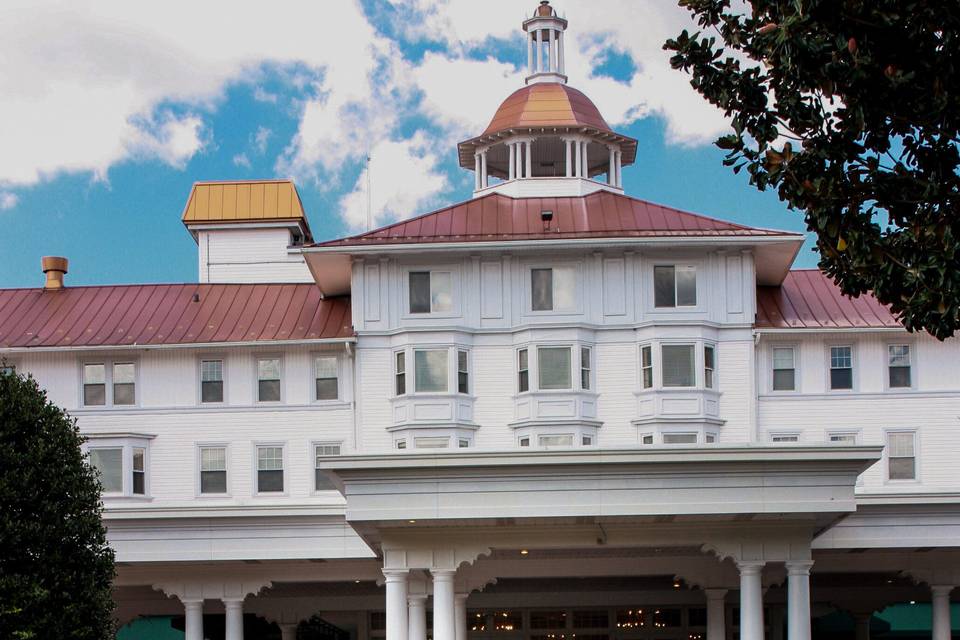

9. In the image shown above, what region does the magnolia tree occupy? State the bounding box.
[0,366,115,639]
[666,0,960,339]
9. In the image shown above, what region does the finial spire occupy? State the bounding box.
[523,1,568,85]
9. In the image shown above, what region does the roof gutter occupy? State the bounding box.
[754,326,905,335]
[0,336,356,354]
[303,234,806,255]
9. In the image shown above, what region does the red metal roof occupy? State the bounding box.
[315,191,794,249]
[0,284,353,349]
[756,270,901,330]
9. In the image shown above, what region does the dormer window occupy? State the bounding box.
[654,265,696,308]
[409,271,452,314]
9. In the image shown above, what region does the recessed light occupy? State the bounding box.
[520,549,529,555]
[408,520,416,523]
[355,580,361,584]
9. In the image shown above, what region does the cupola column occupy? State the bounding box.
[527,34,534,74]
[564,139,573,177]
[548,29,556,72]
[509,143,516,180]
[535,29,543,74]
[580,140,588,178]
[608,146,616,185]
[573,139,582,178]
[480,149,488,188]
[558,30,565,74]
[615,150,623,187]
[525,140,533,178]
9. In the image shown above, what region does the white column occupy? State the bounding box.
[474,154,481,190]
[854,613,872,640]
[558,31,565,74]
[580,141,588,178]
[183,599,204,640]
[525,140,533,178]
[932,585,954,640]
[737,561,765,640]
[480,151,488,188]
[615,150,622,187]
[564,139,572,177]
[224,597,244,640]
[535,29,543,74]
[408,594,427,640]
[432,570,456,640]
[608,147,616,185]
[786,561,813,640]
[573,138,581,178]
[548,29,556,72]
[280,623,298,640]
[384,570,409,640]
[508,143,516,180]
[705,589,727,640]
[454,593,468,640]
[527,33,534,74]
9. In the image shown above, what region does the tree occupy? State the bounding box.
[0,365,115,639]
[665,0,960,339]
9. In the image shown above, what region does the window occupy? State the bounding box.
[257,358,281,402]
[772,347,796,391]
[519,437,530,447]
[88,448,122,493]
[580,347,591,390]
[132,447,145,495]
[83,363,106,406]
[315,356,339,401]
[663,433,697,444]
[457,350,469,394]
[654,265,696,308]
[415,436,450,449]
[395,352,406,395]
[200,447,227,494]
[771,433,799,443]
[396,439,407,450]
[314,443,341,491]
[888,345,911,388]
[458,439,470,448]
[256,446,284,493]
[415,349,448,393]
[409,271,452,314]
[640,345,653,389]
[661,345,695,387]
[582,435,593,446]
[829,346,853,390]
[829,433,857,444]
[531,266,576,311]
[112,363,135,405]
[538,346,572,390]
[641,434,654,445]
[518,349,529,393]
[538,434,574,447]
[200,359,224,403]
[704,345,715,389]
[887,432,916,480]
[1,364,15,375]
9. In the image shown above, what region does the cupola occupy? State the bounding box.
[457,1,638,199]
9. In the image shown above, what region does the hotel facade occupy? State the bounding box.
[1,3,958,639]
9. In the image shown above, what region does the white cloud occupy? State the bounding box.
[339,131,448,230]
[252,126,272,155]
[232,153,251,169]
[253,86,278,104]
[0,192,17,210]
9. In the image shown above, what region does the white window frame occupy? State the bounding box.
[517,347,530,394]
[402,265,461,318]
[79,358,140,409]
[660,342,697,389]
[826,344,855,392]
[196,443,230,497]
[827,430,860,445]
[886,343,914,391]
[253,442,287,496]
[536,344,574,391]
[652,263,698,309]
[884,429,920,483]
[413,348,450,394]
[83,435,153,498]
[312,441,343,493]
[457,349,470,395]
[524,262,582,315]
[255,355,284,404]
[639,343,654,390]
[703,343,717,390]
[198,356,226,405]
[394,350,407,397]
[770,344,799,394]
[313,353,341,403]
[580,346,592,391]
[769,431,801,444]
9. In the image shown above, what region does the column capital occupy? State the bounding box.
[736,560,766,574]
[931,584,955,596]
[786,560,815,575]
[182,598,204,607]
[408,593,429,603]
[432,569,456,580]
[222,597,245,605]
[383,568,410,582]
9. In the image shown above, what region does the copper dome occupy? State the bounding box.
[458,83,637,170]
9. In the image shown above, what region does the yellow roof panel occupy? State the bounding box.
[182,179,306,224]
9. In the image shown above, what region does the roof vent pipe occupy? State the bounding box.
[41,256,68,290]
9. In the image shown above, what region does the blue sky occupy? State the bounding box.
[0,0,816,289]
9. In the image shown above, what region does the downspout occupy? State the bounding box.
[752,330,761,444]
[346,341,360,453]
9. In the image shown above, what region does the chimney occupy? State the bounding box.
[42,256,68,290]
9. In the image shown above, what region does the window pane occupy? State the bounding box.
[415,436,450,449]
[676,266,697,306]
[201,470,227,493]
[773,369,796,391]
[257,447,283,470]
[830,346,852,369]
[396,351,406,395]
[531,268,553,311]
[458,350,468,394]
[201,448,226,471]
[889,457,915,480]
[315,356,337,379]
[113,363,135,384]
[415,350,448,393]
[132,471,145,495]
[888,345,910,367]
[84,363,105,384]
[202,380,224,403]
[663,433,697,444]
[258,358,280,380]
[409,271,431,313]
[830,434,857,444]
[552,266,576,311]
[661,345,694,387]
[830,368,853,390]
[888,433,915,457]
[316,356,339,400]
[580,347,591,390]
[201,359,223,382]
[772,434,799,443]
[538,347,571,390]
[773,347,795,369]
[316,378,339,400]
[641,435,654,444]
[258,470,284,492]
[889,366,911,388]
[259,379,281,401]
[84,383,106,406]
[89,448,122,493]
[132,448,144,471]
[653,266,676,307]
[113,383,135,406]
[431,271,453,312]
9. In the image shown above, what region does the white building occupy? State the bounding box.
[1,3,959,640]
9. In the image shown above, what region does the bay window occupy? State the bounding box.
[457,350,469,394]
[661,345,695,387]
[88,448,123,493]
[393,346,472,396]
[654,265,697,308]
[531,266,576,312]
[640,345,653,389]
[86,436,151,497]
[538,346,572,390]
[518,349,529,392]
[703,345,715,389]
[415,349,448,393]
[409,271,453,314]
[395,352,406,395]
[580,347,592,390]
